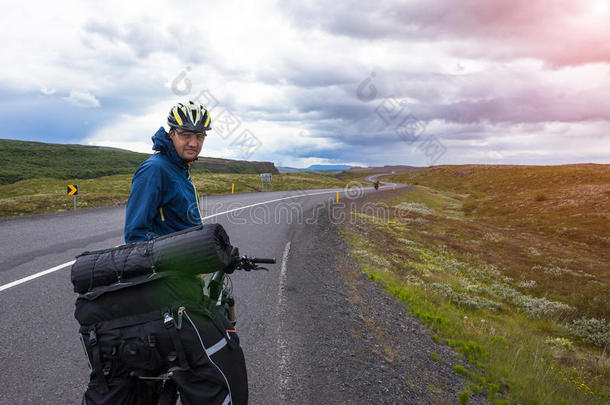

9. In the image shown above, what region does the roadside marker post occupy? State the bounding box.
[67,185,78,212]
[261,173,272,192]
[232,183,235,194]
[336,192,339,202]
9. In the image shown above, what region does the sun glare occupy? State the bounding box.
[590,0,609,15]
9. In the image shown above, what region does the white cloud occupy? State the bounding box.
[83,101,169,152]
[1,0,609,166]
[85,99,346,165]
[40,86,56,95]
[64,90,100,108]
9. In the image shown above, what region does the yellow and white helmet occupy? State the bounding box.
[167,101,212,132]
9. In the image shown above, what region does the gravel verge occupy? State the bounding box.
[276,194,488,404]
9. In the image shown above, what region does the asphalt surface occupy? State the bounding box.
[0,183,401,404]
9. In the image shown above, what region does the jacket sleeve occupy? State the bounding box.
[124,160,163,243]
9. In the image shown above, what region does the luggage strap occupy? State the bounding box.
[86,327,110,394]
[163,312,191,371]
[79,311,159,334]
[79,303,228,385]
[79,304,204,377]
[78,302,202,334]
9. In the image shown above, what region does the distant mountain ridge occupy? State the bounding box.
[0,138,278,185]
[307,164,352,171]
[347,165,421,173]
[278,164,353,173]
[192,156,278,174]
[277,164,422,173]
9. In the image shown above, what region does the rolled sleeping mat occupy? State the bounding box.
[71,223,236,294]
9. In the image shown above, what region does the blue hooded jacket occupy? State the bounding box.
[124,127,203,243]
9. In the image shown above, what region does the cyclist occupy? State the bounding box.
[374,180,380,190]
[125,100,208,243]
[79,101,248,405]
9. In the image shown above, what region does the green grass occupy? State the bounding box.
[389,164,610,246]
[342,165,610,404]
[0,138,364,217]
[0,172,354,217]
[0,139,151,185]
[430,351,443,362]
[459,388,470,405]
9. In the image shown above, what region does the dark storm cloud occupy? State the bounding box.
[83,19,208,63]
[282,0,610,67]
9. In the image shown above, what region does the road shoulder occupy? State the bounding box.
[278,199,487,404]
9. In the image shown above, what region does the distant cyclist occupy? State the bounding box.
[374,180,380,190]
[79,101,248,405]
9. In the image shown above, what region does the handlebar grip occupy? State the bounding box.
[251,257,276,264]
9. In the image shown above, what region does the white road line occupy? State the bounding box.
[202,189,346,220]
[278,241,291,305]
[277,241,291,396]
[0,260,76,292]
[0,186,383,293]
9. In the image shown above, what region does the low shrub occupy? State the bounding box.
[545,337,574,350]
[518,280,537,289]
[567,317,610,348]
[394,202,434,216]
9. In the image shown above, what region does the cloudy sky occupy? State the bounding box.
[1,0,609,167]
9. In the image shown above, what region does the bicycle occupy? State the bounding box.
[158,252,276,405]
[72,224,276,405]
[202,251,276,327]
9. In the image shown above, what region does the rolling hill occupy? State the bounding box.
[0,139,278,185]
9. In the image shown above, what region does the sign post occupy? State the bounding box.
[67,185,78,212]
[260,173,272,191]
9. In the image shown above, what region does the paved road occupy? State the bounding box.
[363,172,398,186]
[0,184,402,404]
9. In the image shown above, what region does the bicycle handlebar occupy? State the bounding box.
[248,257,276,264]
[231,255,276,272]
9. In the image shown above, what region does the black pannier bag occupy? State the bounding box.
[71,223,236,294]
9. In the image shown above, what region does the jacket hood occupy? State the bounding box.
[151,127,189,169]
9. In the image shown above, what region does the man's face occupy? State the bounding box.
[169,128,206,161]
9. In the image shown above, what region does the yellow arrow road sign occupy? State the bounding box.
[67,185,78,196]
